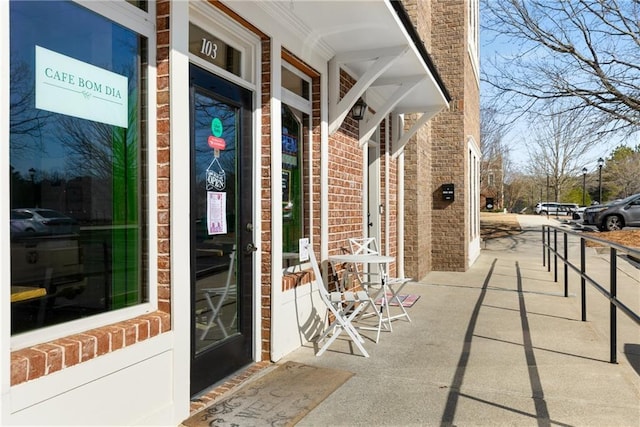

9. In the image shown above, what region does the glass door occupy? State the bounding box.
[189,64,253,396]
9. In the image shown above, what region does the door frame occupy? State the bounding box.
[188,64,255,396]
[170,3,263,403]
[366,127,382,250]
[169,2,263,412]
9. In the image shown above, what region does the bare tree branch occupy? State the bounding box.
[525,106,598,200]
[482,0,640,135]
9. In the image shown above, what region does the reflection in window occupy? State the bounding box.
[126,0,148,11]
[282,105,309,265]
[9,1,148,335]
[282,66,310,100]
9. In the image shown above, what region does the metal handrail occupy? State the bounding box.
[542,224,640,364]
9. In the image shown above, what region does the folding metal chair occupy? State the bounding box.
[304,240,371,357]
[200,248,236,340]
[347,237,381,290]
[349,237,412,325]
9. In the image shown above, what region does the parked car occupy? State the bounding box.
[534,202,577,216]
[572,206,587,221]
[583,193,640,231]
[10,208,79,236]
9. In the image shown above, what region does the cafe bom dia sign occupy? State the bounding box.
[35,46,128,128]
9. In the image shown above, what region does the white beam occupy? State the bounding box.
[328,46,408,135]
[391,111,432,159]
[333,45,408,63]
[358,78,423,146]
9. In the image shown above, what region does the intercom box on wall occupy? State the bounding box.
[442,183,455,201]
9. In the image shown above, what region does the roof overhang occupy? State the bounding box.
[222,0,451,145]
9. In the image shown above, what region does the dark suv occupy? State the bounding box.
[583,193,640,231]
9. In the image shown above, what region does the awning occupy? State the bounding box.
[224,0,451,148]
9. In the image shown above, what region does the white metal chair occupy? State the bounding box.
[347,237,381,290]
[200,248,236,340]
[304,240,371,357]
[349,237,412,325]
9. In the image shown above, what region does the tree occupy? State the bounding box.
[604,145,640,198]
[482,0,640,136]
[9,59,51,159]
[525,107,598,201]
[502,172,531,212]
[480,105,511,209]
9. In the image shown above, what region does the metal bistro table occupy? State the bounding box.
[329,253,395,343]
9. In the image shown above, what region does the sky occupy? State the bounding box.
[478,8,639,174]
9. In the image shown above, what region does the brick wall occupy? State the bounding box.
[327,71,365,255]
[401,0,478,274]
[429,0,472,271]
[157,0,172,312]
[402,1,435,280]
[402,120,434,280]
[259,39,272,361]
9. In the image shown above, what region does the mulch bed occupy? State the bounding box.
[480,213,640,248]
[581,229,640,248]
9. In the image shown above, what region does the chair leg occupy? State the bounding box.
[316,301,369,357]
[200,292,229,340]
[354,286,390,343]
[387,279,412,322]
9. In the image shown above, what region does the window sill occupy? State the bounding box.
[10,311,170,386]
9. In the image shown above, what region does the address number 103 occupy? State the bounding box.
[200,38,218,60]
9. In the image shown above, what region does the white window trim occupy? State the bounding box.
[468,0,480,83]
[468,135,481,265]
[189,2,258,91]
[280,61,313,275]
[7,0,158,350]
[181,2,263,364]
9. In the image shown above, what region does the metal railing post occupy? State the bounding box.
[542,226,546,267]
[563,232,568,297]
[538,224,640,365]
[580,238,586,321]
[610,247,618,364]
[547,227,551,272]
[553,229,558,283]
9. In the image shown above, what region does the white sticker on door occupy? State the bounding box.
[207,191,227,235]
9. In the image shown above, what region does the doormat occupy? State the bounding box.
[376,293,421,307]
[182,361,353,427]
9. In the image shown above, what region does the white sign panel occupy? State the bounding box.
[35,45,128,128]
[207,191,228,235]
[299,238,310,262]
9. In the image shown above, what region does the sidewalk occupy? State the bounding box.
[283,214,640,426]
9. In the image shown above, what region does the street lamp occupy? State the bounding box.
[597,157,604,204]
[28,167,36,207]
[540,186,543,204]
[546,173,550,217]
[582,167,587,206]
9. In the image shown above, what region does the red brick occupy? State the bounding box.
[77,334,97,362]
[10,351,29,385]
[33,343,64,375]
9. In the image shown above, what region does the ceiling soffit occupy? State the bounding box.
[227,0,451,144]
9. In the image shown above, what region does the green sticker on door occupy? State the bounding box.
[209,117,226,150]
[211,117,223,137]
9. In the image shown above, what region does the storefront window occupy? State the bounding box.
[282,66,309,100]
[9,1,148,335]
[282,106,303,254]
[281,63,312,268]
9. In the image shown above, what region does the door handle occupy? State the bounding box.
[245,243,258,254]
